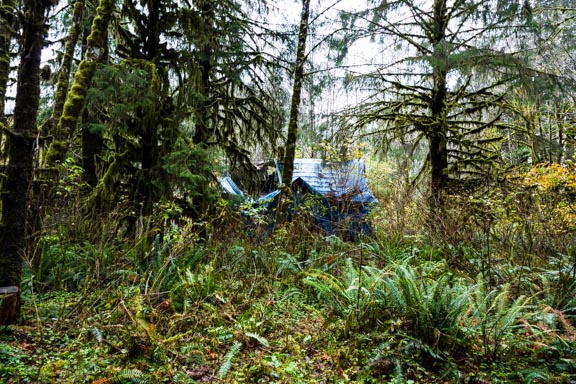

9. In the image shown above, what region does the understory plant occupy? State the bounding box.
[304,254,542,363]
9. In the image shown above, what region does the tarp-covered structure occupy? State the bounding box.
[222,159,378,237]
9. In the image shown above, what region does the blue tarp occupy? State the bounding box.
[224,159,378,237]
[220,176,244,196]
[281,159,377,204]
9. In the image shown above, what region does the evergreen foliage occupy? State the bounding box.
[339,0,543,204]
[1,0,576,381]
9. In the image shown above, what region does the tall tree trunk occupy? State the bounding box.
[0,0,17,160]
[192,0,215,145]
[429,0,449,208]
[134,113,159,214]
[42,0,85,138]
[429,131,448,205]
[81,2,108,189]
[81,109,104,188]
[278,0,310,223]
[557,102,564,164]
[45,0,114,167]
[134,0,161,214]
[0,0,51,325]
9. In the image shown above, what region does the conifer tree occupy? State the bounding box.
[342,0,537,206]
[107,0,281,209]
[0,0,53,325]
[502,1,576,165]
[184,0,279,168]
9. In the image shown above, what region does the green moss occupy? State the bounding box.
[86,0,114,49]
[49,0,84,126]
[46,60,97,167]
[46,0,112,168]
[39,360,66,383]
[44,140,67,165]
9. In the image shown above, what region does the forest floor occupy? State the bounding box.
[2,226,576,383]
[3,170,576,382]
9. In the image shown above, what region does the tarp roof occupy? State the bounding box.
[222,159,378,237]
[276,159,377,205]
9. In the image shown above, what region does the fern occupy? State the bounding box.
[277,251,304,274]
[280,286,303,301]
[520,369,550,383]
[304,258,387,332]
[380,274,404,315]
[218,340,242,379]
[305,258,475,351]
[304,270,350,316]
[245,331,269,347]
[171,262,221,312]
[382,262,472,349]
[392,360,404,384]
[467,283,533,360]
[536,259,576,315]
[106,368,148,384]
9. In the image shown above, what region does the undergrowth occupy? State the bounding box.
[3,168,576,383]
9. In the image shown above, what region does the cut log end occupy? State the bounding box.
[0,286,20,325]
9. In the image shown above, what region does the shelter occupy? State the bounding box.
[223,159,378,237]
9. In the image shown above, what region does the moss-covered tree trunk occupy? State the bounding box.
[0,0,17,158]
[0,0,51,325]
[45,0,113,167]
[277,0,310,224]
[0,0,16,114]
[42,0,85,137]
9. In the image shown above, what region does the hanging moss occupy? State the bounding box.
[89,151,126,212]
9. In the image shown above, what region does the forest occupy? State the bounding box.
[1,0,576,382]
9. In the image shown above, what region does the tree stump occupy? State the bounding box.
[0,286,19,325]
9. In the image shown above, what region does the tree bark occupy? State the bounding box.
[0,0,17,159]
[192,0,215,145]
[45,0,114,167]
[81,1,109,189]
[134,0,162,214]
[277,0,310,223]
[428,0,449,208]
[42,0,85,138]
[81,109,104,188]
[0,0,52,325]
